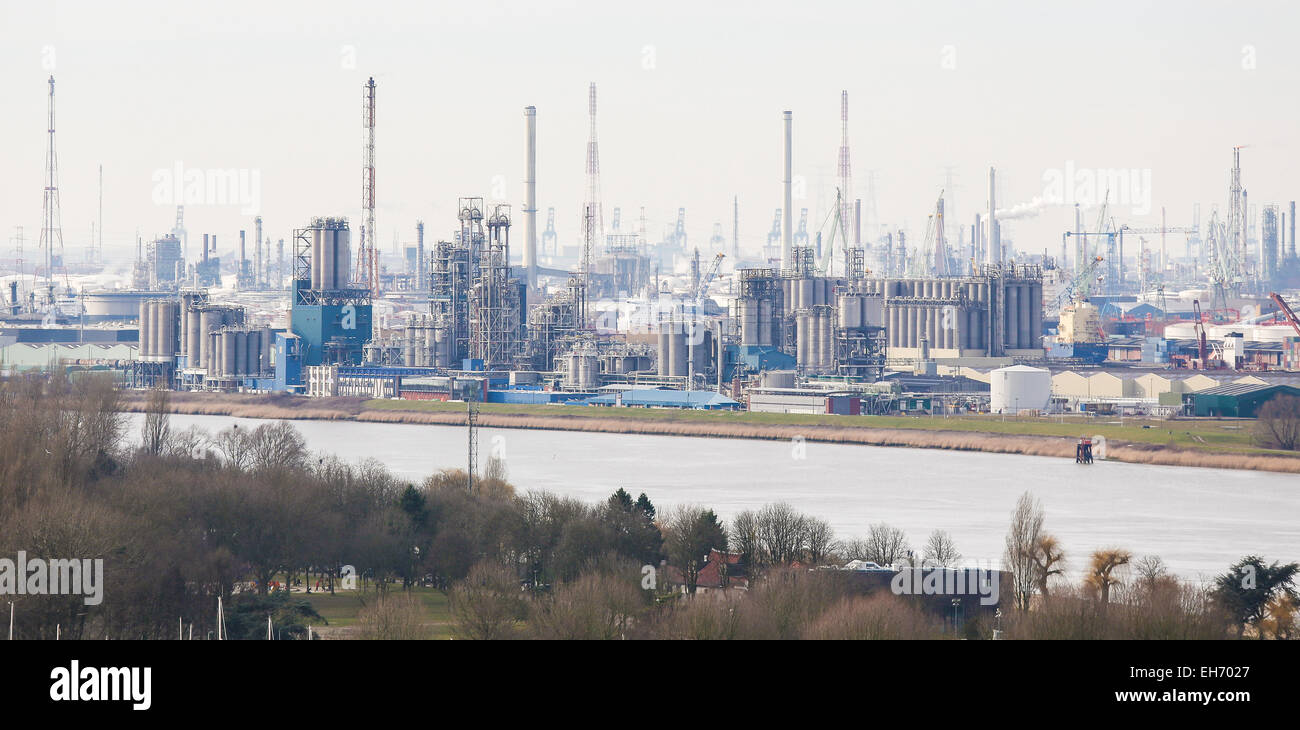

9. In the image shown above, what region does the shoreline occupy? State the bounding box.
[117,392,1300,475]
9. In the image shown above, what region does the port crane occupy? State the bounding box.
[688,252,725,392]
[1049,255,1105,316]
[1269,292,1300,338]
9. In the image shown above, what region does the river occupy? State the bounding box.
[124,413,1300,581]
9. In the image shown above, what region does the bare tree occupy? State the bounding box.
[801,516,837,566]
[211,425,253,470]
[1254,395,1300,450]
[248,421,307,472]
[663,505,727,594]
[756,503,805,565]
[1085,549,1133,604]
[449,562,525,639]
[141,387,170,456]
[1031,534,1066,597]
[847,523,910,566]
[731,510,762,569]
[922,529,961,567]
[1004,491,1045,611]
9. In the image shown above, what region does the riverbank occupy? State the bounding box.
[117,391,1300,475]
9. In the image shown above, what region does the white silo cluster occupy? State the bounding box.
[400,316,453,367]
[989,365,1052,414]
[309,219,352,291]
[206,327,274,379]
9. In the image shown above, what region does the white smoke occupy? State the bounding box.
[995,196,1047,221]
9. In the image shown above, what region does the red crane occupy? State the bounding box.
[1270,292,1300,338]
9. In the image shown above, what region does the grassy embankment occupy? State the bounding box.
[118,391,1300,473]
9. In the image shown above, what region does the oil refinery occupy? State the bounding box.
[4,75,1300,420]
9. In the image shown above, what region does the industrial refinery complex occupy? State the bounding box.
[5,76,1300,423]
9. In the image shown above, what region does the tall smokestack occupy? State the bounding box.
[988,167,999,266]
[202,233,209,263]
[524,106,538,289]
[416,221,425,290]
[854,198,861,245]
[783,110,793,269]
[1291,201,1297,259]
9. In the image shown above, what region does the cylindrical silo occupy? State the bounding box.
[669,327,688,378]
[657,330,671,376]
[758,299,773,346]
[818,307,833,370]
[138,301,151,358]
[222,331,237,377]
[336,227,352,290]
[187,307,202,364]
[840,294,862,329]
[260,329,272,373]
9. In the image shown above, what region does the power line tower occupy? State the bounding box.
[39,75,65,309]
[1228,145,1245,288]
[584,82,604,246]
[581,82,603,329]
[837,90,854,250]
[359,76,377,293]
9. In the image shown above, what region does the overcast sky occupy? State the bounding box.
[1,0,1297,265]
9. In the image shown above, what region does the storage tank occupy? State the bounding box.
[668,327,688,378]
[763,370,797,388]
[151,301,168,361]
[222,331,237,377]
[818,306,833,369]
[740,299,758,346]
[260,329,273,373]
[989,365,1052,414]
[657,330,671,375]
[758,299,773,346]
[138,301,152,358]
[245,331,259,376]
[839,294,863,329]
[796,310,812,369]
[692,326,711,374]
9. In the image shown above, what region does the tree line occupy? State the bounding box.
[0,373,1293,640]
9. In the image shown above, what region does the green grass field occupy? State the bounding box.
[304,587,454,639]
[363,397,1295,457]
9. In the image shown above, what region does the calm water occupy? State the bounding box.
[125,413,1300,581]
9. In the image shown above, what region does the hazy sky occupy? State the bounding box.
[2,0,1298,266]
